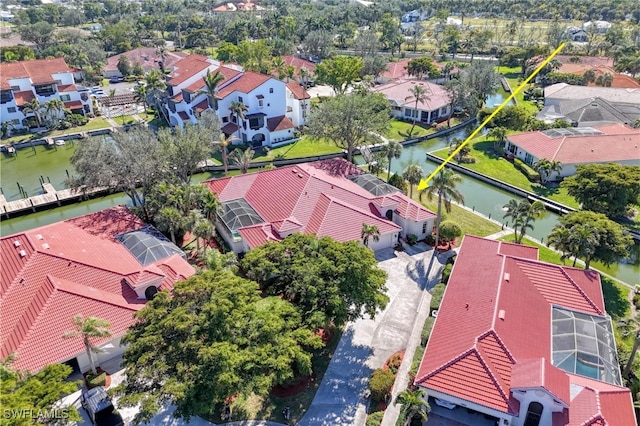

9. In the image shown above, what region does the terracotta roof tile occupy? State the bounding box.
[221,122,238,135]
[267,115,294,131]
[63,100,83,110]
[104,47,187,74]
[0,206,195,372]
[371,80,451,111]
[215,71,271,99]
[511,358,570,405]
[286,81,310,100]
[14,90,35,106]
[0,58,71,88]
[283,56,316,77]
[168,54,212,86]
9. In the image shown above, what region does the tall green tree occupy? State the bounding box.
[229,147,254,174]
[402,163,424,198]
[619,314,640,379]
[200,69,225,110]
[70,128,167,210]
[563,163,640,218]
[229,100,248,141]
[21,98,43,128]
[115,270,321,423]
[155,207,185,245]
[158,124,212,183]
[532,158,563,184]
[394,388,430,426]
[487,126,508,152]
[502,199,545,244]
[549,211,633,269]
[419,169,464,249]
[134,84,148,114]
[381,141,403,180]
[314,55,364,95]
[0,361,82,426]
[406,83,430,137]
[62,314,112,375]
[145,69,168,123]
[406,58,441,80]
[306,92,391,162]
[242,233,389,329]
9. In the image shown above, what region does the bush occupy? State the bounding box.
[86,372,106,388]
[633,293,640,311]
[370,368,395,403]
[439,221,462,242]
[513,158,540,182]
[421,316,435,346]
[441,263,453,284]
[387,353,402,374]
[430,283,446,311]
[388,173,408,193]
[424,234,436,246]
[366,411,384,426]
[407,234,418,245]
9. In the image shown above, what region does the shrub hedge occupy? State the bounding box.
[513,158,540,182]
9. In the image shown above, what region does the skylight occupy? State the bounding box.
[348,173,399,196]
[117,226,186,266]
[542,127,603,139]
[219,198,264,232]
[551,307,621,385]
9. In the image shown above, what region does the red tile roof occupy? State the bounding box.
[13,90,35,106]
[266,115,294,132]
[167,54,212,86]
[215,71,271,99]
[204,159,434,249]
[371,80,451,112]
[0,58,72,89]
[184,65,242,94]
[286,81,310,100]
[104,48,188,74]
[221,122,238,135]
[57,84,77,92]
[381,59,411,80]
[415,235,635,425]
[193,98,209,112]
[0,206,195,372]
[508,123,640,164]
[177,111,190,121]
[283,55,316,77]
[63,100,83,110]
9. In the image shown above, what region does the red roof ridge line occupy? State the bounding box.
[471,347,514,409]
[322,194,402,229]
[557,264,603,315]
[52,275,143,312]
[477,329,517,364]
[491,253,508,329]
[35,251,142,278]
[551,136,568,161]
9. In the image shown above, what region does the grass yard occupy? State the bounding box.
[115,115,138,125]
[431,138,580,209]
[1,118,112,145]
[386,120,434,141]
[241,136,342,162]
[220,328,343,424]
[497,67,541,115]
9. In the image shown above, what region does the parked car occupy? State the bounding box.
[109,76,125,83]
[81,386,124,426]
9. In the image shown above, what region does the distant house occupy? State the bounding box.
[371,80,452,124]
[0,58,93,132]
[204,159,436,253]
[103,47,188,78]
[378,59,457,84]
[546,55,640,89]
[415,235,637,426]
[283,55,317,84]
[401,9,430,23]
[0,206,195,373]
[539,83,640,125]
[163,54,310,146]
[565,26,587,42]
[505,123,640,179]
[212,0,264,13]
[583,20,611,33]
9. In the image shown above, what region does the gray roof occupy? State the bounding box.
[538,95,639,125]
[348,173,399,196]
[544,84,640,105]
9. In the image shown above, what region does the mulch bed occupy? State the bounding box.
[271,375,315,398]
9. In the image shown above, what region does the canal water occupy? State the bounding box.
[2,129,638,285]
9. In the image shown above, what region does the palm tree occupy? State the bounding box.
[62,314,111,375]
[271,56,286,80]
[214,134,239,176]
[156,206,185,244]
[394,388,430,426]
[134,84,148,115]
[381,141,403,180]
[229,147,255,174]
[145,69,168,123]
[533,158,562,184]
[361,224,380,247]
[229,100,248,142]
[44,98,67,129]
[419,169,464,250]
[547,226,573,265]
[487,127,507,152]
[200,190,220,221]
[569,224,599,269]
[502,199,545,244]
[200,69,225,110]
[405,84,430,137]
[22,98,43,128]
[619,313,640,379]
[299,67,310,89]
[402,163,424,198]
[193,219,215,257]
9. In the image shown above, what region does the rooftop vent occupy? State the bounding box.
[13,240,21,247]
[35,234,43,240]
[498,309,506,320]
[504,272,510,282]
[42,243,50,249]
[19,250,26,257]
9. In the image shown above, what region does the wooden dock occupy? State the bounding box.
[0,183,108,219]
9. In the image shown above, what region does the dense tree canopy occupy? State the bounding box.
[116,269,321,423]
[314,55,364,95]
[0,361,81,426]
[563,163,640,218]
[306,92,391,162]
[241,233,389,329]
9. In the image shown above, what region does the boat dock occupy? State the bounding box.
[0,183,109,219]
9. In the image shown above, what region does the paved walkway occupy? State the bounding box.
[299,245,445,426]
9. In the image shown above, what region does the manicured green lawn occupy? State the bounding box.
[431,137,580,209]
[415,194,501,237]
[496,66,540,114]
[115,115,138,125]
[247,136,342,162]
[385,120,433,141]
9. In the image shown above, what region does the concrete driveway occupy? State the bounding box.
[298,245,444,425]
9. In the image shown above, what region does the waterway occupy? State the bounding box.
[2,127,638,285]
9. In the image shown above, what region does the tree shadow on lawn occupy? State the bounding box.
[472,140,502,160]
[532,184,561,199]
[600,276,629,320]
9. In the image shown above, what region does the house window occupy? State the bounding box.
[0,90,13,104]
[238,96,243,103]
[525,153,534,165]
[523,402,543,426]
[7,107,16,113]
[222,117,229,123]
[422,222,427,234]
[11,86,20,91]
[259,99,264,107]
[269,88,273,93]
[60,94,71,101]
